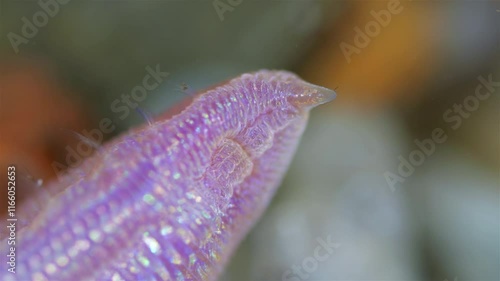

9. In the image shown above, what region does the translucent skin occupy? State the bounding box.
[1,70,335,281]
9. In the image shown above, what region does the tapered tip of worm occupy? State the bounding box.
[289,80,337,110]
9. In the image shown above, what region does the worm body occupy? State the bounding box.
[2,70,335,280]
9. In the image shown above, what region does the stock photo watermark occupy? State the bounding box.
[213,0,242,21]
[51,65,169,179]
[7,0,72,54]
[6,166,17,274]
[282,235,341,281]
[385,74,500,191]
[340,0,407,63]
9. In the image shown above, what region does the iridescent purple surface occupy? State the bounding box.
[1,70,335,281]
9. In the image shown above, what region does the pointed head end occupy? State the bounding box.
[290,81,337,110]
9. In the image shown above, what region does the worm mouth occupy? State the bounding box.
[288,80,337,110]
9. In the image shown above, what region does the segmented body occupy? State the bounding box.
[1,70,335,281]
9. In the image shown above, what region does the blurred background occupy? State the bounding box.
[0,0,498,280]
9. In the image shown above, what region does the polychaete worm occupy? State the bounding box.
[1,70,336,281]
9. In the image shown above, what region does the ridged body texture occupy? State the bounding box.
[1,70,335,281]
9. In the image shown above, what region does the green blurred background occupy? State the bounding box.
[0,0,499,280]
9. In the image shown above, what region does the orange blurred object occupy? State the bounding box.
[302,1,437,107]
[0,57,91,214]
